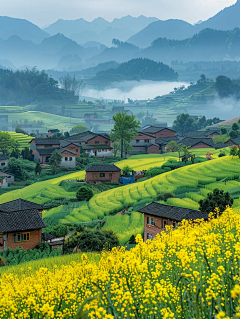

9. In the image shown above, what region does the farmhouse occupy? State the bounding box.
[0,155,9,168]
[0,171,14,188]
[0,199,46,250]
[138,202,209,241]
[142,126,176,139]
[86,165,121,184]
[155,136,183,153]
[131,132,158,154]
[180,137,214,148]
[66,131,113,157]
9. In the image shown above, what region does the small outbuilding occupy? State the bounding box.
[86,165,121,184]
[138,202,209,241]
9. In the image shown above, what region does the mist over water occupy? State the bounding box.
[83,80,189,101]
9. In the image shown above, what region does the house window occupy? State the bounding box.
[147,233,153,240]
[14,233,22,242]
[69,157,72,161]
[1,162,5,166]
[163,220,168,228]
[136,140,140,143]
[105,149,108,152]
[147,216,154,225]
[65,157,68,161]
[144,139,150,143]
[46,156,50,163]
[76,149,78,152]
[95,141,99,144]
[105,141,108,144]
[100,173,105,177]
[22,233,30,241]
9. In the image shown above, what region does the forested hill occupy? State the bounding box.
[94,58,178,83]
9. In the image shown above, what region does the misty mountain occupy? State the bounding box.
[78,61,119,76]
[128,20,194,48]
[0,16,49,43]
[43,16,158,46]
[139,28,240,63]
[128,1,240,48]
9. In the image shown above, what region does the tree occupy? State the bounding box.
[71,125,88,135]
[215,75,233,98]
[112,141,120,157]
[199,188,233,215]
[21,148,33,161]
[111,112,140,158]
[0,132,19,155]
[76,186,93,202]
[232,122,240,132]
[6,158,27,180]
[49,150,62,174]
[229,145,238,157]
[35,162,42,175]
[165,141,178,152]
[172,113,197,133]
[15,126,27,135]
[220,126,227,135]
[59,74,85,100]
[229,130,238,138]
[122,165,132,175]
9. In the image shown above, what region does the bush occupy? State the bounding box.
[145,167,171,178]
[76,186,94,202]
[157,192,174,202]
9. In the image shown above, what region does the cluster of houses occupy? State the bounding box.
[0,198,209,251]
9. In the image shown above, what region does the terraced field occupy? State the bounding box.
[6,132,34,149]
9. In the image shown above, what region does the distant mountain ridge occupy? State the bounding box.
[44,16,158,46]
[0,16,49,43]
[128,1,240,47]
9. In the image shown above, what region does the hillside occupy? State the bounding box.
[0,16,49,43]
[128,1,240,48]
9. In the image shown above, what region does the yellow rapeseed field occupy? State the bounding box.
[0,207,240,318]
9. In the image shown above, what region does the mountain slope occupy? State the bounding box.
[0,16,49,43]
[127,19,194,48]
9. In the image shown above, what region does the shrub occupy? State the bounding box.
[157,192,174,202]
[199,188,233,215]
[145,167,171,177]
[76,186,94,202]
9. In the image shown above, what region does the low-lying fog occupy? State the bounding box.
[82,80,189,101]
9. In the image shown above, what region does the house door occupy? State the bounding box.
[109,173,112,181]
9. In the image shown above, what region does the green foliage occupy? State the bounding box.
[71,125,88,134]
[220,126,227,135]
[64,229,119,252]
[35,162,42,175]
[0,131,19,155]
[49,149,62,174]
[111,112,140,158]
[76,186,94,202]
[229,130,238,138]
[216,75,234,98]
[145,166,171,177]
[21,147,33,161]
[157,192,174,201]
[166,140,178,152]
[122,165,132,175]
[232,122,240,131]
[199,188,233,214]
[6,157,27,180]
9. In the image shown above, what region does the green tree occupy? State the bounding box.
[15,125,27,135]
[0,132,19,155]
[71,125,88,135]
[49,150,62,174]
[35,162,42,175]
[220,126,227,135]
[21,148,33,161]
[172,113,197,133]
[229,130,238,138]
[165,141,178,152]
[232,122,240,132]
[122,165,132,175]
[111,112,140,158]
[6,158,27,180]
[112,141,120,157]
[76,186,94,202]
[199,188,233,215]
[215,75,233,98]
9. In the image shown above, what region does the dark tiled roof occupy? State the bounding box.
[180,137,214,148]
[0,155,9,161]
[48,129,60,133]
[138,202,208,222]
[142,126,175,134]
[0,199,47,212]
[86,164,121,172]
[42,233,56,241]
[155,136,183,145]
[37,148,59,155]
[60,140,80,148]
[214,143,231,149]
[82,144,112,150]
[137,132,156,138]
[32,138,60,145]
[60,148,77,155]
[0,209,46,232]
[67,131,97,142]
[230,138,240,145]
[184,131,207,138]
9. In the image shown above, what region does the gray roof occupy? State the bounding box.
[66,131,98,142]
[48,129,60,133]
[229,138,240,145]
[82,144,112,150]
[0,155,9,161]
[32,138,60,145]
[37,148,59,155]
[184,131,207,138]
[0,199,47,212]
[60,148,77,155]
[142,126,175,134]
[180,137,214,148]
[86,165,121,172]
[138,202,209,222]
[155,136,183,145]
[0,209,46,233]
[137,132,156,138]
[60,140,80,148]
[214,143,231,149]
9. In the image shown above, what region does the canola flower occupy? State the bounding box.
[1,207,240,318]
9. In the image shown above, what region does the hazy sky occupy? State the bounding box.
[0,0,237,27]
